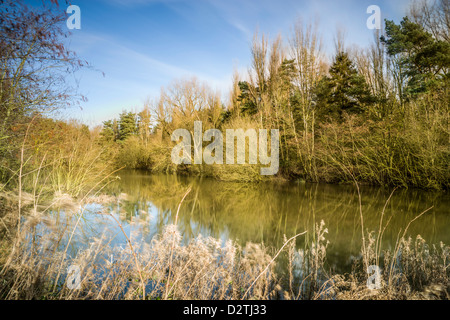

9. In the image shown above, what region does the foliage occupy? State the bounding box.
[98,14,449,189]
[0,0,89,184]
[381,17,450,98]
[0,207,448,299]
[315,51,375,122]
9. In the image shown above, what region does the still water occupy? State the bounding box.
[51,170,450,273]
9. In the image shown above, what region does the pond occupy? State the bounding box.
[50,170,449,274]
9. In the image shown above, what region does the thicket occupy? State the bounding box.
[0,0,113,198]
[0,0,448,301]
[101,3,449,189]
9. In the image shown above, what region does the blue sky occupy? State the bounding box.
[27,0,413,126]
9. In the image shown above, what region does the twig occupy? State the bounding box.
[109,213,146,300]
[242,230,307,300]
[388,206,434,283]
[375,187,398,267]
[164,186,192,300]
[52,166,125,292]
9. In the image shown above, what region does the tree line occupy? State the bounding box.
[0,0,448,191]
[100,0,449,189]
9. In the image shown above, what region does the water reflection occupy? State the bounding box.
[95,170,449,271]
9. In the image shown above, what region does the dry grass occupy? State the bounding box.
[327,234,450,300]
[0,197,448,300]
[0,221,280,300]
[0,180,448,300]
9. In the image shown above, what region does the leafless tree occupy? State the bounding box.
[409,0,450,42]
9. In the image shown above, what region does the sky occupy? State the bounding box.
[26,0,413,126]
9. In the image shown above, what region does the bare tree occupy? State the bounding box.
[228,68,242,118]
[139,99,153,148]
[352,30,395,119]
[333,26,347,55]
[409,0,450,42]
[151,77,220,140]
[288,19,326,179]
[0,0,87,136]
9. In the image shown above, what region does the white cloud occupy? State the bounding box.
[105,0,187,7]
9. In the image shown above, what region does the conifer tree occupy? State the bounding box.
[381,17,450,99]
[315,52,374,122]
[118,111,138,141]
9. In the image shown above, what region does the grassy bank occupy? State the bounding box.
[97,10,449,190]
[0,190,448,300]
[109,111,449,188]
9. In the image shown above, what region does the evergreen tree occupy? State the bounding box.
[381,17,450,98]
[101,120,118,142]
[237,81,258,116]
[315,51,374,122]
[118,111,138,141]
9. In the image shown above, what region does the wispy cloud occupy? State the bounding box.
[60,0,415,125]
[70,31,190,78]
[104,0,187,8]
